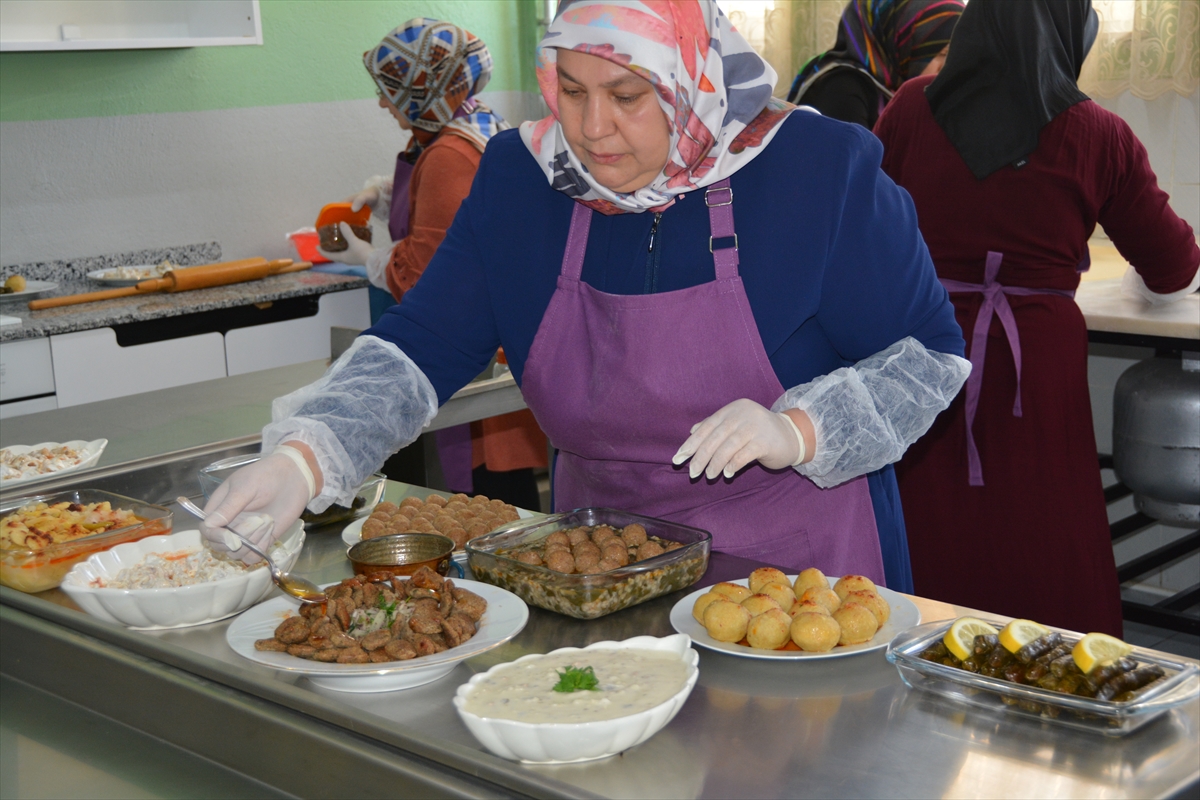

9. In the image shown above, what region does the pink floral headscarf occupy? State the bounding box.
[520,0,795,215]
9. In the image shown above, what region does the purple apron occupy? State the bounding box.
[940,251,1075,486]
[519,180,885,580]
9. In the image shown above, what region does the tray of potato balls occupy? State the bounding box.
[669,567,920,659]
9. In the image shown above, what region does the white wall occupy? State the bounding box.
[0,90,542,267]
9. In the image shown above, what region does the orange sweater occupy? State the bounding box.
[385,132,482,301]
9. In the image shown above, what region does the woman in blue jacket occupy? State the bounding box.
[202,0,968,591]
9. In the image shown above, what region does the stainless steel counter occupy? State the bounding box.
[2,441,1197,799]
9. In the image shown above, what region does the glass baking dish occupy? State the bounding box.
[887,619,1200,737]
[1,489,173,593]
[465,507,711,619]
[197,454,385,530]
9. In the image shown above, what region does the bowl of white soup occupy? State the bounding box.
[453,633,698,763]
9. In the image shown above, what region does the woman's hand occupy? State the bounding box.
[316,222,376,266]
[347,186,381,213]
[672,399,813,480]
[200,444,320,563]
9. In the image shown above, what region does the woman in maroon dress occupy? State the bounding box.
[874,0,1200,635]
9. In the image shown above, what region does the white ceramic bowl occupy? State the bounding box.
[453,633,699,763]
[61,522,304,629]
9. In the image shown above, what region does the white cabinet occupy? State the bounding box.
[0,337,55,401]
[225,288,370,376]
[0,0,261,51]
[50,328,226,408]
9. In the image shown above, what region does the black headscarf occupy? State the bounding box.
[925,0,1099,180]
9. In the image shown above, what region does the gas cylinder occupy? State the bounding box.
[1112,354,1200,524]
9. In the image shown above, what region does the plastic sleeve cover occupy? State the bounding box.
[262,335,438,511]
[364,245,392,291]
[771,336,971,488]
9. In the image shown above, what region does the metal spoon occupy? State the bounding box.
[176,496,326,604]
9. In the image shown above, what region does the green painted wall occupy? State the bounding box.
[0,0,541,122]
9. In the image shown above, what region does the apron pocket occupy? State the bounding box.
[718,529,813,573]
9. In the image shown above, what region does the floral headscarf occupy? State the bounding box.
[520,0,795,215]
[788,0,964,105]
[365,18,507,158]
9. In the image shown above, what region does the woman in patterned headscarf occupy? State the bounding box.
[787,0,964,129]
[204,1,969,591]
[318,18,548,511]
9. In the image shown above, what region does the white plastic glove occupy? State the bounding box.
[672,399,806,480]
[200,449,315,563]
[316,222,377,266]
[348,186,381,213]
[348,175,393,220]
[1121,264,1200,307]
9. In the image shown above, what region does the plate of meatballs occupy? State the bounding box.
[226,568,528,692]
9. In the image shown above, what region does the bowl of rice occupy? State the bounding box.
[60,523,304,629]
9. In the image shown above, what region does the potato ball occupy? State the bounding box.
[374,502,398,515]
[789,600,830,619]
[573,551,600,572]
[845,589,890,626]
[448,493,470,504]
[602,542,629,566]
[793,567,829,597]
[545,550,576,573]
[596,556,622,572]
[748,567,789,595]
[426,495,448,507]
[545,531,570,548]
[692,591,723,623]
[399,496,423,509]
[790,612,841,652]
[572,541,601,559]
[832,603,878,645]
[515,551,542,566]
[591,524,618,541]
[621,523,648,547]
[703,599,751,643]
[740,593,782,617]
[566,527,590,546]
[799,587,841,614]
[758,581,796,611]
[746,609,792,650]
[710,582,752,603]
[833,575,877,602]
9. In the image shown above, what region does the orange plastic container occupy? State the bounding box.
[315,202,371,230]
[288,229,329,264]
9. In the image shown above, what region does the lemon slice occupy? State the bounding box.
[1072,632,1133,674]
[998,619,1051,653]
[944,617,999,661]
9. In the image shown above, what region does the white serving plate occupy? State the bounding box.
[0,280,57,302]
[0,438,107,488]
[87,266,163,286]
[226,579,528,693]
[669,579,919,660]
[61,523,304,629]
[454,633,700,764]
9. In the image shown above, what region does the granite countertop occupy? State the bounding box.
[0,271,368,343]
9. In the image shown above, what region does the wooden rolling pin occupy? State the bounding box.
[29,258,312,310]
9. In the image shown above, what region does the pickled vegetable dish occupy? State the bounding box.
[920,618,1167,714]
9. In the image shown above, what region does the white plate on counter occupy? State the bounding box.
[0,439,108,489]
[0,280,57,303]
[226,579,528,692]
[669,579,919,661]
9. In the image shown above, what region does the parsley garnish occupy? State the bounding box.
[376,593,399,625]
[553,665,599,693]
